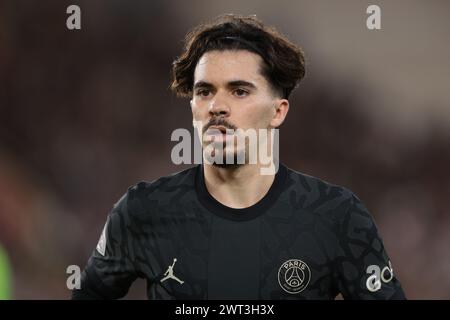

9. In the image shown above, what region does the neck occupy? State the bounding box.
[203,162,276,209]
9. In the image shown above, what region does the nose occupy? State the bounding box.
[208,93,230,118]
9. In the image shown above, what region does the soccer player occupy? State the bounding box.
[72,14,405,300]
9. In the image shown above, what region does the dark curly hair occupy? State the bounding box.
[171,14,306,99]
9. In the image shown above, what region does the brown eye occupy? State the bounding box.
[234,88,249,97]
[196,89,210,97]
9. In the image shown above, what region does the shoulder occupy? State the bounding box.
[117,165,198,217]
[284,165,356,217]
[128,165,198,197]
[287,166,378,231]
[284,164,380,242]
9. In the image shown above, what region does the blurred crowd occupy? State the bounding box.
[0,1,449,299]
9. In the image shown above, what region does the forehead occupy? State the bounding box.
[193,50,267,86]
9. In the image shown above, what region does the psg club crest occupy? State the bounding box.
[278,259,311,294]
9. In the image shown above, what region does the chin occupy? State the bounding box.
[207,148,248,169]
[211,162,242,169]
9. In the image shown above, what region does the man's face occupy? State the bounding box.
[191,50,286,166]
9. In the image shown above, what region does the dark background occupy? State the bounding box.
[0,0,449,299]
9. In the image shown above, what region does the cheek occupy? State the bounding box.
[191,103,205,121]
[243,102,274,128]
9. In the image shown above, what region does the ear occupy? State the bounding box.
[269,99,289,128]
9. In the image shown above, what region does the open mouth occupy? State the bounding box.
[204,126,236,146]
[205,125,231,135]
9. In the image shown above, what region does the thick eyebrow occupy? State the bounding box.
[193,80,257,91]
[193,81,214,91]
[227,80,257,90]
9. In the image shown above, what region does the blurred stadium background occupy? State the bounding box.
[0,0,449,299]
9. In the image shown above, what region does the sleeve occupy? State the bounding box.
[71,193,138,300]
[334,191,406,300]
